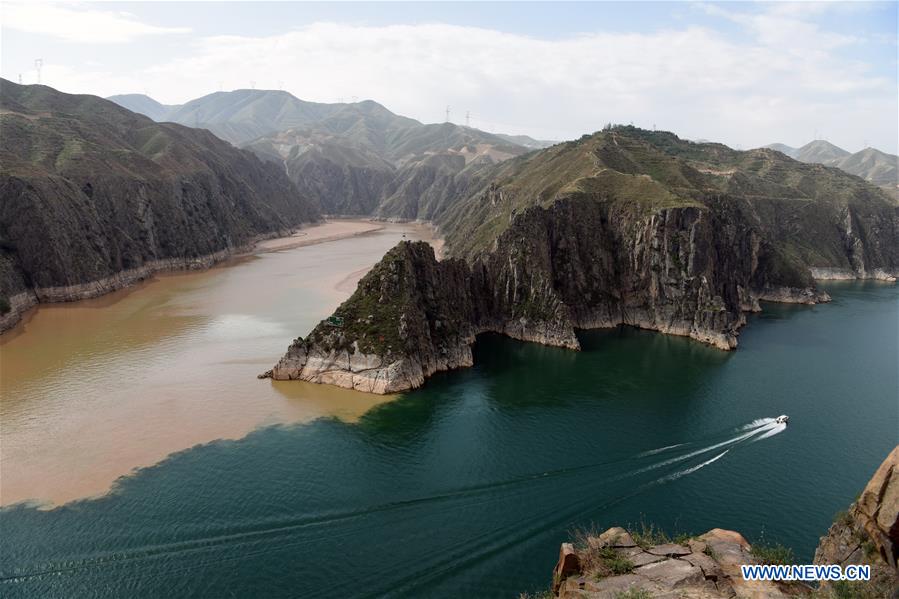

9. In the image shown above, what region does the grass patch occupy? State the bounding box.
[592,546,635,577]
[750,541,794,565]
[833,510,854,527]
[571,526,635,579]
[631,522,671,549]
[818,579,895,599]
[517,591,554,599]
[629,521,693,549]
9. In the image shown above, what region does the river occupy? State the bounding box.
[0,231,896,597]
[0,219,440,507]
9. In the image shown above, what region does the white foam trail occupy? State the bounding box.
[740,418,776,430]
[659,450,729,483]
[637,443,686,457]
[751,423,787,441]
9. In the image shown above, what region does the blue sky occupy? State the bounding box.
[2,2,897,152]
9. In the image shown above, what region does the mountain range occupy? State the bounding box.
[764,140,898,189]
[108,90,549,215]
[4,80,897,366]
[1,80,319,331]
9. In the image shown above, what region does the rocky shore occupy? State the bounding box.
[1,80,321,334]
[542,447,899,599]
[0,231,293,334]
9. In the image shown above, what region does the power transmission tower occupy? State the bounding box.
[351,95,358,103]
[465,111,470,127]
[250,80,256,89]
[445,105,451,123]
[18,74,22,84]
[34,58,43,84]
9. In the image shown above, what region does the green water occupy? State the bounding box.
[1,282,896,598]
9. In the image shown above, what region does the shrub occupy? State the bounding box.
[833,510,854,527]
[630,521,671,549]
[750,541,794,565]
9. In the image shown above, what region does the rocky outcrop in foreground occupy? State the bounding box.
[550,527,803,599]
[545,446,899,598]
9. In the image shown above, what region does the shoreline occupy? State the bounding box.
[0,219,401,337]
[0,219,444,508]
[250,219,386,253]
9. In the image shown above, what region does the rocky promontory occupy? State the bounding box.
[269,126,898,394]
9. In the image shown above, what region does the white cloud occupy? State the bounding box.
[9,3,896,152]
[2,2,190,43]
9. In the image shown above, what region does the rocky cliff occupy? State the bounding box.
[815,446,899,597]
[269,127,897,394]
[543,446,899,598]
[0,80,319,332]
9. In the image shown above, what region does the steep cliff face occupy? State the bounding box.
[0,80,319,331]
[267,196,828,391]
[268,242,490,393]
[815,446,899,595]
[270,127,898,394]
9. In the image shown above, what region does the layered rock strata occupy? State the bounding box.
[267,195,836,393]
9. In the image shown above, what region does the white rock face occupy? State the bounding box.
[271,339,475,394]
[809,266,898,282]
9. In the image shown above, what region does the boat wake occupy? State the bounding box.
[0,417,788,591]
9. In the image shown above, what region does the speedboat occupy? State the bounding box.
[775,415,789,424]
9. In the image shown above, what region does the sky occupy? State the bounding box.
[2,1,897,153]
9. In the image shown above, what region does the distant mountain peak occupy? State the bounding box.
[794,139,850,163]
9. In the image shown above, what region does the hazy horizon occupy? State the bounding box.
[2,1,897,153]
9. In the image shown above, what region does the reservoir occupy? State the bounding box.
[0,225,896,597]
